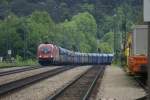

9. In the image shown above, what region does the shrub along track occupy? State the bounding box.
[0,66,75,96]
[48,65,105,100]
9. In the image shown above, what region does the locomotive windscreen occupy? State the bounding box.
[41,47,50,53]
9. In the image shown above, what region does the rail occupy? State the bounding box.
[0,66,74,95]
[0,66,42,76]
[48,65,105,100]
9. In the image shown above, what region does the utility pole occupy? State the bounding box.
[121,4,127,67]
[95,0,114,54]
[6,15,12,62]
[116,23,121,63]
[23,23,28,60]
[23,28,27,60]
[148,22,150,100]
[113,14,121,64]
[95,0,98,53]
[143,0,150,99]
[5,2,12,62]
[113,14,117,63]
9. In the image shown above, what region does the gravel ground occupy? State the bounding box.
[0,66,59,85]
[96,66,146,100]
[0,65,92,100]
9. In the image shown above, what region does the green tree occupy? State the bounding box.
[98,42,112,53]
[57,12,97,52]
[0,14,23,56]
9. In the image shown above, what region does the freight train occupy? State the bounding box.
[124,25,148,75]
[37,43,114,66]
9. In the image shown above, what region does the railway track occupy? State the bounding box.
[0,66,43,76]
[134,76,148,92]
[0,66,74,95]
[48,65,105,100]
[134,76,147,100]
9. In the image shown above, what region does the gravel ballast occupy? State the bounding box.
[0,66,59,85]
[0,66,92,100]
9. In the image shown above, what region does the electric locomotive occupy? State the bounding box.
[37,43,114,66]
[37,43,59,65]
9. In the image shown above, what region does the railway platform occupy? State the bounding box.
[96,65,146,100]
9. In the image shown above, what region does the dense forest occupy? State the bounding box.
[0,0,143,59]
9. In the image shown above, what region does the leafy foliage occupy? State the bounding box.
[0,0,142,60]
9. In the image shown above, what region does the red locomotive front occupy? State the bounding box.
[37,43,55,65]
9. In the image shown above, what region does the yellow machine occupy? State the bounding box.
[125,28,147,75]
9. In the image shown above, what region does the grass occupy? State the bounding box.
[0,59,38,68]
